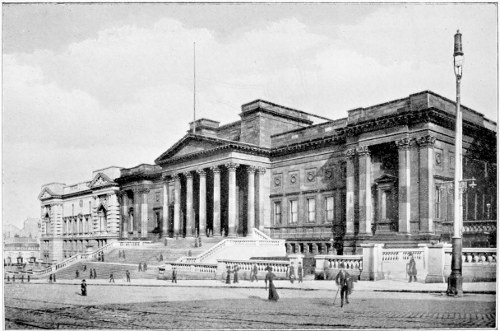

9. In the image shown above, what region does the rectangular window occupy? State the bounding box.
[325,196,334,222]
[273,202,282,225]
[307,198,316,222]
[289,200,298,224]
[435,186,441,219]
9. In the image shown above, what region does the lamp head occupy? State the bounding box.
[454,30,464,78]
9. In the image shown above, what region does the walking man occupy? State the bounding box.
[250,263,258,282]
[172,267,177,283]
[93,269,97,279]
[407,254,417,283]
[53,274,56,282]
[335,263,351,308]
[126,270,131,282]
[75,270,79,278]
[21,274,24,283]
[109,272,115,283]
[288,263,295,284]
[27,275,30,283]
[138,263,142,272]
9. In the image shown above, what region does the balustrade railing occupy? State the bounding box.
[168,262,218,274]
[444,247,497,264]
[382,248,424,262]
[315,255,363,272]
[219,259,290,275]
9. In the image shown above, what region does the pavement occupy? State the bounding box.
[10,277,497,294]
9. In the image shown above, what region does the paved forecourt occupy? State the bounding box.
[4,280,496,329]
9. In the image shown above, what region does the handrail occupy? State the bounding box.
[252,228,271,240]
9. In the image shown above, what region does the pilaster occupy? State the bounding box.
[197,169,207,237]
[418,135,436,234]
[396,137,412,234]
[345,148,356,235]
[173,174,181,237]
[139,188,150,238]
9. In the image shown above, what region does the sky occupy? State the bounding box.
[2,3,498,228]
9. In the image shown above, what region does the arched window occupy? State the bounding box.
[98,205,107,233]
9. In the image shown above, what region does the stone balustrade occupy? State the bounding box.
[270,225,333,239]
[315,254,363,280]
[444,247,497,264]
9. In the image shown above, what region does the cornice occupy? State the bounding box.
[271,133,346,157]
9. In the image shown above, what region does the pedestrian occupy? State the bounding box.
[138,263,142,272]
[164,238,168,246]
[159,254,163,262]
[109,273,115,283]
[144,262,147,272]
[407,254,417,283]
[288,263,295,284]
[264,266,279,302]
[122,250,126,259]
[93,269,97,279]
[335,262,352,308]
[12,275,15,282]
[171,267,177,283]
[49,273,53,283]
[126,270,131,282]
[297,262,303,283]
[233,265,239,283]
[21,274,24,283]
[75,270,79,278]
[81,279,87,296]
[250,263,258,282]
[83,265,86,272]
[225,265,232,284]
[198,237,202,247]
[27,275,30,283]
[118,250,122,259]
[7,275,10,282]
[323,259,330,280]
[53,273,56,282]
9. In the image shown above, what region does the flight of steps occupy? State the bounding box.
[51,261,157,280]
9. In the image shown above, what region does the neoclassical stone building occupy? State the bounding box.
[40,90,497,262]
[39,167,122,262]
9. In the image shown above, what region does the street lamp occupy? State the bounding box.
[447,30,464,297]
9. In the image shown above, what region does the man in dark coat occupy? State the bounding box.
[407,254,417,283]
[53,274,56,282]
[233,265,239,283]
[126,270,131,282]
[335,263,351,308]
[297,262,303,283]
[288,263,295,284]
[171,267,177,283]
[250,263,258,282]
[75,270,79,278]
[138,263,142,272]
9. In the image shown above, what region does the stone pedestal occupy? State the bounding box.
[360,243,384,281]
[425,243,445,283]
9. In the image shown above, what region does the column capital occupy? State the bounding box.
[345,148,356,158]
[184,171,193,179]
[417,135,436,147]
[196,169,206,176]
[161,173,170,180]
[356,145,370,156]
[173,173,181,181]
[138,187,150,194]
[247,165,258,174]
[211,165,221,174]
[395,137,412,150]
[225,162,239,171]
[257,166,266,174]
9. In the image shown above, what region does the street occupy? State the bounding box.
[4,282,496,329]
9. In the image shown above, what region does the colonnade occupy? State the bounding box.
[163,163,266,238]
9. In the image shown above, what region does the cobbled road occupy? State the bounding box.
[4,283,495,329]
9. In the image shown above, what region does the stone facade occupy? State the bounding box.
[39,91,497,262]
[38,167,122,262]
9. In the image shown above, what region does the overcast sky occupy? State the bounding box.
[3,3,497,228]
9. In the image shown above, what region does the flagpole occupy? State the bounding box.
[193,41,196,135]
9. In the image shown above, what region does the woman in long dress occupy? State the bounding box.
[265,266,279,301]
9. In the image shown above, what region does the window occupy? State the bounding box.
[307,198,316,222]
[435,186,441,219]
[273,202,282,225]
[289,200,298,224]
[325,196,334,222]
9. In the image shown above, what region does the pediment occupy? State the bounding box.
[38,188,57,200]
[155,135,226,164]
[88,172,115,189]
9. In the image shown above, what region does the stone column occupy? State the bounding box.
[133,190,140,234]
[121,193,128,239]
[140,188,149,238]
[173,174,181,237]
[257,167,267,232]
[211,166,221,236]
[357,146,373,235]
[185,172,194,237]
[162,175,169,238]
[396,138,412,234]
[197,169,207,237]
[247,166,256,235]
[345,149,356,235]
[418,135,436,233]
[226,162,239,237]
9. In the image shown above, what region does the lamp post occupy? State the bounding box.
[447,30,465,297]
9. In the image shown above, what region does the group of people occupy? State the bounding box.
[6,274,30,283]
[138,262,148,272]
[225,265,240,284]
[286,262,304,284]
